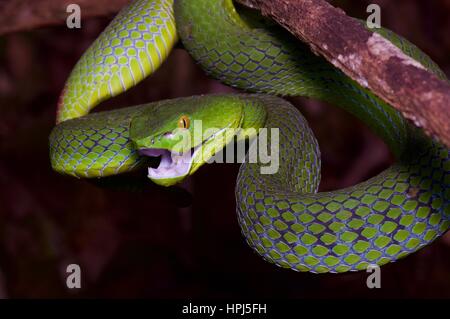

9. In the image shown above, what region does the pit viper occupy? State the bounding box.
[49,0,450,273]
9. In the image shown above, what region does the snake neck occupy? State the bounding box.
[239,95,321,194]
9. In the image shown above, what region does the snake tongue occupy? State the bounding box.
[139,148,193,179]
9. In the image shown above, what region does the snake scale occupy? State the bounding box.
[49,0,450,273]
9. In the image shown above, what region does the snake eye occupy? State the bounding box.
[178,115,190,129]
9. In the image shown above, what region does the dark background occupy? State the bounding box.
[0,0,449,298]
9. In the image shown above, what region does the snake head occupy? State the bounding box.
[130,95,244,187]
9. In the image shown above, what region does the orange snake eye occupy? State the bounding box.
[178,115,190,129]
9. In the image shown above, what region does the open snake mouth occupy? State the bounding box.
[137,127,228,180]
[138,145,201,180]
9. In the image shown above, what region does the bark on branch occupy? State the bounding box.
[235,0,450,148]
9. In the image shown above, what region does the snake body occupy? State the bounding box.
[50,0,450,273]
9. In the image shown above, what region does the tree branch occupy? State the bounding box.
[0,0,131,35]
[235,0,450,148]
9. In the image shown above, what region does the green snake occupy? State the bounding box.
[49,0,450,273]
